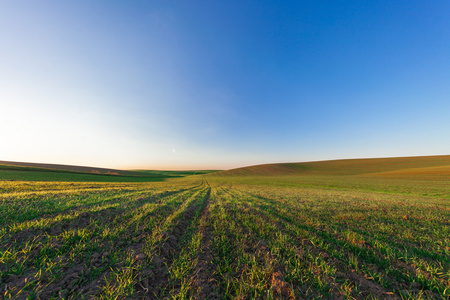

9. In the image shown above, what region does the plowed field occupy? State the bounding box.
[1,177,449,299]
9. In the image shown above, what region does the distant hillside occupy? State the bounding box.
[0,160,190,182]
[0,160,143,176]
[133,170,221,176]
[212,155,450,178]
[0,160,223,182]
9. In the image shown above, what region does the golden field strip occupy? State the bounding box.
[1,157,450,299]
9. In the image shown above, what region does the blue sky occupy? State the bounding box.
[1,1,449,169]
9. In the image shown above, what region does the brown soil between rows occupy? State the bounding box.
[215,190,296,299]
[135,188,211,299]
[2,187,192,251]
[1,190,198,299]
[243,191,396,299]
[190,191,222,299]
[258,194,445,299]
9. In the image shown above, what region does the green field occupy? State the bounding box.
[1,156,449,299]
[0,162,216,182]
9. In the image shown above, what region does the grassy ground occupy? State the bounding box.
[1,157,449,299]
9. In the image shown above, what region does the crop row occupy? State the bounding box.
[1,178,449,299]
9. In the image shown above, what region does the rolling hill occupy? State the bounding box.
[0,160,221,182]
[0,161,180,182]
[0,160,142,176]
[212,155,450,178]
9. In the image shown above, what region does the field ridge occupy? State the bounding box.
[213,155,450,177]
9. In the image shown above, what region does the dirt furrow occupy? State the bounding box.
[135,186,211,299]
[1,187,199,299]
[3,186,188,230]
[1,187,191,251]
[190,189,221,299]
[243,191,403,299]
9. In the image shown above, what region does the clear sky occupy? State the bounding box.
[1,1,449,170]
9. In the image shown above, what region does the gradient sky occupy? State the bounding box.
[1,1,449,170]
